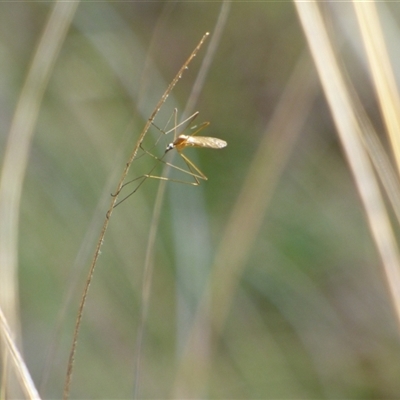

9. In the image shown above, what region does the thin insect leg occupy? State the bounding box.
[112,177,146,207]
[143,147,205,185]
[111,175,141,197]
[142,165,199,186]
[133,114,175,164]
[113,178,145,208]
[150,107,176,136]
[141,145,205,180]
[114,151,205,208]
[138,133,163,157]
[113,158,162,208]
[152,110,200,137]
[111,175,146,197]
[128,152,207,189]
[133,131,165,163]
[140,114,176,155]
[111,149,169,198]
[188,121,210,137]
[146,110,197,155]
[173,107,178,141]
[178,152,208,184]
[164,107,177,134]
[122,150,171,190]
[120,147,160,191]
[169,109,200,137]
[149,113,174,137]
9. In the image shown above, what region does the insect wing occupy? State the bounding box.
[186,136,227,149]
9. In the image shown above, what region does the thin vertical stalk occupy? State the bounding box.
[294,1,400,329]
[63,32,209,400]
[354,2,400,177]
[0,1,79,396]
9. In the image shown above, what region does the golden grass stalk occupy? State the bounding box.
[62,32,210,400]
[0,1,79,396]
[354,2,400,177]
[294,2,400,327]
[348,87,400,225]
[0,307,40,399]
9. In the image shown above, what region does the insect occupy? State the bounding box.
[113,110,227,207]
[162,115,227,183]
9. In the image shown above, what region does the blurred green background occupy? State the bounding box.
[1,1,400,399]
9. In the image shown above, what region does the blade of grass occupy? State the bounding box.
[0,1,79,396]
[294,1,400,328]
[348,83,400,225]
[63,32,210,400]
[0,307,40,400]
[354,2,400,178]
[40,5,178,391]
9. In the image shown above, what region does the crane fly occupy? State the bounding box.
[163,122,227,182]
[113,110,227,207]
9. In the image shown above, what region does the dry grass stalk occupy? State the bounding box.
[63,32,210,400]
[0,1,79,396]
[354,2,400,177]
[0,307,40,399]
[294,2,400,328]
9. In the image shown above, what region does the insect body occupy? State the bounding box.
[166,135,227,152]
[163,122,227,183]
[113,111,227,207]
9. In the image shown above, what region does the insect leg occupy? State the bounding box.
[178,151,208,184]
